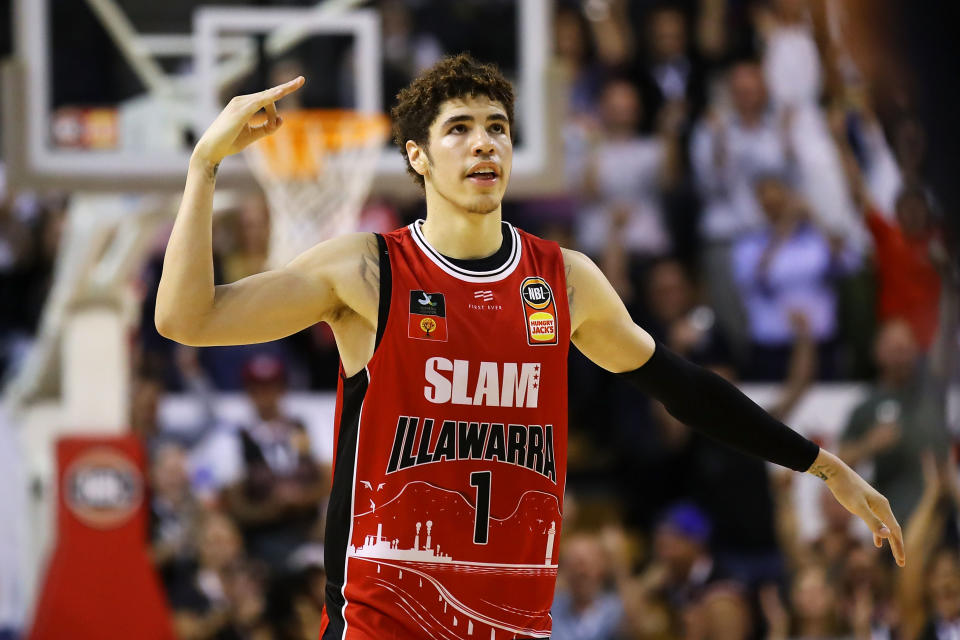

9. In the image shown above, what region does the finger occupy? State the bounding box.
[857,502,890,541]
[872,498,905,567]
[240,118,283,146]
[256,76,305,107]
[265,101,278,127]
[230,77,305,120]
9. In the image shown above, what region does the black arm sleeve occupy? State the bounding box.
[619,343,820,472]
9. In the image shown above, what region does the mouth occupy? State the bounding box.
[465,164,500,186]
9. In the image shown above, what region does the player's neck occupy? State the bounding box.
[421,196,503,260]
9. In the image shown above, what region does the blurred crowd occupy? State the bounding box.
[1,0,958,639]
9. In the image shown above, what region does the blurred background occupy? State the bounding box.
[0,0,958,639]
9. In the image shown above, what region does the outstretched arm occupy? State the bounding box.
[563,248,906,567]
[155,77,376,346]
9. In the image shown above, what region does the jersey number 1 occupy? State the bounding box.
[470,471,491,544]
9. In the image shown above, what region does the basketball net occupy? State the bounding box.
[244,109,390,269]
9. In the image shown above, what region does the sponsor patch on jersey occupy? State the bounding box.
[408,290,448,341]
[520,277,558,345]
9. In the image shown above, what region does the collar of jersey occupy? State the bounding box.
[409,218,522,283]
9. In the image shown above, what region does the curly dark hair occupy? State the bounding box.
[391,53,515,188]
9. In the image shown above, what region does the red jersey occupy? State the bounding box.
[866,209,941,348]
[320,220,570,640]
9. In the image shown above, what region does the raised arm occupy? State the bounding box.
[155,77,377,347]
[563,248,906,567]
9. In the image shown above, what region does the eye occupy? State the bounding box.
[449,124,467,134]
[490,123,506,134]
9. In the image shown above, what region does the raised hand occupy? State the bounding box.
[193,76,305,166]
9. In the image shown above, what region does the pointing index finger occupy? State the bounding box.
[263,76,305,104]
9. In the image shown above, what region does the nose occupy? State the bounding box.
[471,128,495,156]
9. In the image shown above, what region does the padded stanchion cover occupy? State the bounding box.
[29,435,175,639]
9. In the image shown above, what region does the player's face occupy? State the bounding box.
[415,96,512,214]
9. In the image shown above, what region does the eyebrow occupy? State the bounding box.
[440,113,509,129]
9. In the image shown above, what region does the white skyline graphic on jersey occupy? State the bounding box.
[348,519,556,639]
[349,520,557,568]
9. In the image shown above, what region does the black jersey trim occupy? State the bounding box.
[322,368,368,640]
[408,218,522,283]
[374,233,391,349]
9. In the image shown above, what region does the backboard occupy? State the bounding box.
[4,0,562,198]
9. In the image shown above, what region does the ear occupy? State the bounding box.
[406,140,429,177]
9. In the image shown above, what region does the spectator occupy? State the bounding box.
[833,86,904,216]
[379,0,443,111]
[838,319,951,523]
[643,258,735,371]
[150,443,205,579]
[129,352,222,463]
[282,545,327,640]
[555,4,606,121]
[897,451,960,640]
[732,175,859,380]
[690,61,793,356]
[166,510,269,640]
[619,577,673,640]
[222,193,270,284]
[866,188,942,350]
[832,115,944,351]
[635,6,706,135]
[755,0,865,246]
[891,116,928,192]
[839,543,896,640]
[0,198,68,360]
[575,77,682,262]
[551,531,624,640]
[755,0,822,109]
[642,503,748,628]
[130,362,169,454]
[760,563,847,640]
[223,355,329,570]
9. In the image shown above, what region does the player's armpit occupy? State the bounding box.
[158,232,378,346]
[562,248,655,372]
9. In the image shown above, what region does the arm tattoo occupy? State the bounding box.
[206,162,221,182]
[359,235,380,300]
[808,463,838,482]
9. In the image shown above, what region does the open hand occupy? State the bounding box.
[193,76,305,166]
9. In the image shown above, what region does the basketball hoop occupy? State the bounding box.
[244,109,390,269]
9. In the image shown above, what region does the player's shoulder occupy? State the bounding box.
[325,231,379,253]
[558,246,595,276]
[295,231,379,266]
[285,232,379,292]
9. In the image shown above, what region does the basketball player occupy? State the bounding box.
[156,55,904,640]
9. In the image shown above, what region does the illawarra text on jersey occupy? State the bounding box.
[386,417,558,483]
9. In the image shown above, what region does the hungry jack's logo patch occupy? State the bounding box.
[520,277,558,345]
[409,290,448,341]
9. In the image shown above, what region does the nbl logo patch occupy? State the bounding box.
[408,290,448,341]
[520,276,558,346]
[64,448,143,529]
